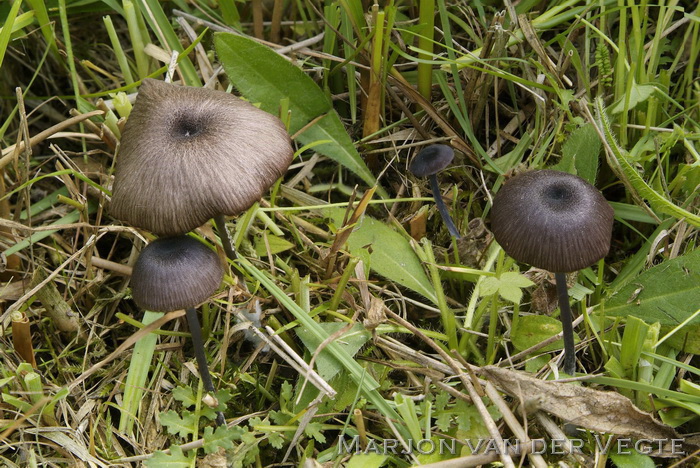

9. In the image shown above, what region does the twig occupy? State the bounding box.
[0,110,105,166]
[382,308,515,468]
[234,313,336,398]
[68,310,184,391]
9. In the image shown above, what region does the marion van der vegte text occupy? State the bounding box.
[337,435,686,456]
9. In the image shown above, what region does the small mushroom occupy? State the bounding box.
[111,78,294,245]
[490,170,614,375]
[409,144,461,238]
[131,235,226,426]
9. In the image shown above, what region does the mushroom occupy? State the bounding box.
[131,235,226,426]
[490,170,614,375]
[110,78,294,258]
[409,144,461,238]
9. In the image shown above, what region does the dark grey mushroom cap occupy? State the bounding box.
[491,170,614,273]
[409,144,455,177]
[131,235,223,312]
[111,79,294,236]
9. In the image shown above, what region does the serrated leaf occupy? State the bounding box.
[304,422,327,443]
[248,417,263,428]
[201,388,234,420]
[171,387,196,407]
[326,208,438,304]
[280,380,293,404]
[295,322,371,382]
[268,431,286,449]
[269,409,289,425]
[159,410,196,438]
[435,411,452,432]
[214,33,380,192]
[202,425,244,454]
[145,445,193,468]
[435,391,450,411]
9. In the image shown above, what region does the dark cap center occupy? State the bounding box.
[171,113,205,140]
[541,182,575,211]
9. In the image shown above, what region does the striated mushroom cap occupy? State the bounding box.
[130,235,223,312]
[491,170,614,273]
[111,79,294,236]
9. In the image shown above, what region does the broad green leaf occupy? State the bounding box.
[603,249,700,353]
[479,277,500,296]
[214,33,381,193]
[604,249,700,325]
[254,234,295,256]
[346,453,388,468]
[295,322,371,382]
[611,81,657,114]
[501,272,535,288]
[511,315,579,352]
[326,208,438,304]
[609,451,656,468]
[553,123,600,184]
[498,282,525,303]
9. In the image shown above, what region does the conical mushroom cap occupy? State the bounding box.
[131,235,223,312]
[491,170,614,273]
[111,79,294,236]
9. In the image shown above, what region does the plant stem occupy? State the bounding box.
[555,272,576,375]
[429,174,461,238]
[214,214,237,262]
[417,0,435,99]
[185,307,225,427]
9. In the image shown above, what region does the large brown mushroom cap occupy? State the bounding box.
[131,235,223,312]
[491,170,614,273]
[111,79,294,236]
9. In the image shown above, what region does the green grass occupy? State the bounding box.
[0,1,698,467]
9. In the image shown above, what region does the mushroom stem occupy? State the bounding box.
[428,174,461,239]
[554,272,576,375]
[214,214,238,262]
[185,307,226,427]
